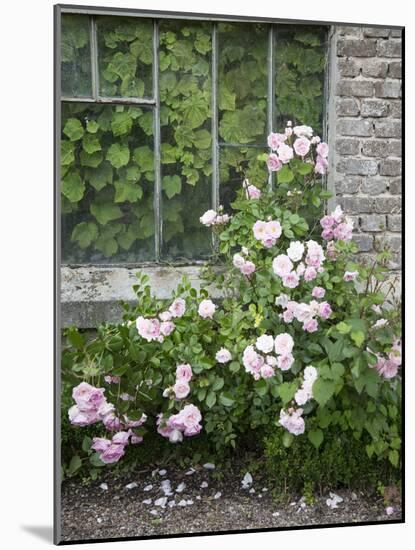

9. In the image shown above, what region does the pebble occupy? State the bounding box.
[272,512,280,517]
[386,506,394,516]
[203,463,215,470]
[176,482,186,493]
[168,500,176,508]
[262,487,268,492]
[178,499,188,507]
[97,518,102,524]
[326,492,343,509]
[125,482,138,490]
[142,499,152,505]
[214,492,222,499]
[149,510,158,516]
[200,481,209,489]
[249,488,255,494]
[351,492,358,501]
[154,497,168,508]
[99,483,108,491]
[143,484,153,492]
[196,495,201,500]
[159,469,167,476]
[185,468,196,476]
[241,472,253,489]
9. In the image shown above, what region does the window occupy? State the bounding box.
[60,12,328,265]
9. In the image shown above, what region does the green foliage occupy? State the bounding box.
[61,16,327,262]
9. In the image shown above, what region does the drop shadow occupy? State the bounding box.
[21,525,54,543]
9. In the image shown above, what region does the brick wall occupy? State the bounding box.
[328,25,402,271]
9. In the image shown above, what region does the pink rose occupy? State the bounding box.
[266,220,282,239]
[159,310,172,322]
[274,333,294,355]
[102,413,121,431]
[304,266,317,282]
[176,363,193,382]
[253,220,268,241]
[319,301,332,319]
[282,271,300,288]
[294,388,310,406]
[169,298,186,318]
[293,125,313,138]
[233,253,245,269]
[316,142,329,158]
[72,382,106,412]
[241,261,256,276]
[68,405,99,427]
[215,348,232,364]
[173,380,191,400]
[314,155,328,175]
[277,143,294,164]
[303,319,319,333]
[260,364,275,379]
[333,222,353,242]
[160,321,175,336]
[100,443,126,464]
[322,228,334,241]
[312,286,326,299]
[277,354,295,371]
[177,404,202,435]
[131,435,144,445]
[136,316,161,342]
[272,254,294,277]
[198,299,216,319]
[112,431,130,446]
[320,215,336,229]
[267,132,286,150]
[293,137,311,157]
[344,271,358,282]
[246,184,261,199]
[91,437,111,453]
[266,153,282,172]
[283,309,294,323]
[200,209,217,226]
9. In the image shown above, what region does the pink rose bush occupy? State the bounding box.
[63,121,401,472]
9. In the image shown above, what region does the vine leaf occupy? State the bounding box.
[308,428,324,449]
[63,118,84,141]
[86,162,113,191]
[61,141,75,166]
[61,173,85,203]
[114,180,143,203]
[71,222,98,249]
[163,175,182,199]
[193,129,211,150]
[219,84,236,111]
[106,143,130,168]
[111,112,133,137]
[80,151,103,168]
[90,202,123,225]
[82,134,102,154]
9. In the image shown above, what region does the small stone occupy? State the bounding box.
[151,469,158,477]
[200,481,209,489]
[186,499,194,505]
[154,497,168,508]
[262,487,268,492]
[143,484,153,492]
[203,463,215,470]
[258,494,263,499]
[168,500,176,508]
[214,492,222,499]
[386,506,394,516]
[241,472,253,489]
[97,518,102,524]
[326,492,344,509]
[149,510,158,516]
[249,488,256,494]
[272,512,280,517]
[185,468,196,476]
[176,482,186,493]
[99,483,108,491]
[178,499,188,507]
[158,469,167,476]
[125,482,138,490]
[142,499,152,505]
[196,495,201,500]
[351,492,358,501]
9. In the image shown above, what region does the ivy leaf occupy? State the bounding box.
[120,76,145,98]
[63,118,84,141]
[61,141,75,166]
[106,143,130,168]
[163,175,182,199]
[82,134,101,154]
[111,112,133,136]
[61,173,85,203]
[180,94,209,129]
[255,379,268,397]
[71,222,98,249]
[126,165,140,182]
[308,429,324,449]
[90,202,123,225]
[277,165,294,184]
[313,378,336,407]
[193,129,212,150]
[114,180,143,203]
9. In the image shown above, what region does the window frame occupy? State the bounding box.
[56,5,330,267]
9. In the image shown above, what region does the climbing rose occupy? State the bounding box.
[293,137,311,157]
[319,302,332,319]
[112,431,130,446]
[91,437,111,453]
[176,363,193,382]
[198,299,216,319]
[169,298,186,318]
[273,254,293,277]
[233,253,245,269]
[303,318,319,333]
[253,220,268,241]
[304,266,317,282]
[344,271,358,282]
[316,142,329,158]
[312,286,326,299]
[245,184,261,199]
[241,261,256,276]
[72,382,106,412]
[159,310,172,322]
[177,404,203,436]
[68,405,99,427]
[282,271,300,288]
[100,443,126,464]
[267,153,282,172]
[320,215,336,229]
[256,334,275,354]
[274,333,294,355]
[314,155,328,175]
[160,321,175,336]
[277,354,295,371]
[373,356,399,379]
[279,408,305,435]
[267,132,286,150]
[136,316,161,342]
[277,143,294,164]
[293,125,313,138]
[260,364,275,378]
[173,380,191,400]
[287,241,305,262]
[199,209,217,226]
[333,222,353,241]
[215,348,232,364]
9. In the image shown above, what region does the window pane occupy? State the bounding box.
[159,21,213,260]
[218,23,268,146]
[61,103,155,263]
[275,26,327,134]
[220,146,268,210]
[97,16,153,99]
[61,15,92,98]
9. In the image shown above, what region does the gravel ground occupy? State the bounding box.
[61,466,402,542]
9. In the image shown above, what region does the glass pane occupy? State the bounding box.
[275,26,327,134]
[97,16,153,99]
[219,146,268,210]
[61,102,155,263]
[218,23,268,146]
[159,20,213,261]
[61,14,92,98]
